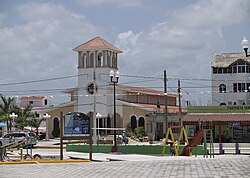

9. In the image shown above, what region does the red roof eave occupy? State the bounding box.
[183,113,250,122]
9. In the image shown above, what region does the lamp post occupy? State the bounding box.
[96,113,102,143]
[109,69,119,151]
[43,113,51,141]
[9,112,18,131]
[241,37,249,57]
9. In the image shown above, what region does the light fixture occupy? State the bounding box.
[109,69,119,152]
[9,112,18,131]
[241,37,249,57]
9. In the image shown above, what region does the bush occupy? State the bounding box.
[134,127,147,138]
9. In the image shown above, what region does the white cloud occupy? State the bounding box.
[75,0,147,7]
[115,0,250,85]
[172,0,250,28]
[0,2,97,86]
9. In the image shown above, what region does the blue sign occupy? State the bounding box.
[64,112,90,137]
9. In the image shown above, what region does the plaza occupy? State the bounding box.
[0,154,250,178]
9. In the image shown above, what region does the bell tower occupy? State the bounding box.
[73,36,122,117]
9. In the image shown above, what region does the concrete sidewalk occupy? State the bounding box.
[1,154,250,178]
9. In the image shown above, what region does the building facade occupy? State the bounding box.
[44,36,182,139]
[212,52,250,106]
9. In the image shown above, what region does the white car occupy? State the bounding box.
[0,132,38,147]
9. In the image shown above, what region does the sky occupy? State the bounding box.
[0,0,250,106]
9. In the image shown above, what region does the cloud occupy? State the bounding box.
[172,0,250,28]
[116,0,250,81]
[0,1,97,86]
[75,0,147,7]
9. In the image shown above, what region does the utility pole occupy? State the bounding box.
[164,70,168,133]
[93,51,97,144]
[178,80,182,126]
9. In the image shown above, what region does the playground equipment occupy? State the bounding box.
[162,126,189,156]
[162,124,214,157]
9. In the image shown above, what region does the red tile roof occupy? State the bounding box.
[73,36,122,53]
[183,113,250,122]
[118,84,177,97]
[135,103,186,113]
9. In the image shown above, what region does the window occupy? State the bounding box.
[44,99,47,105]
[213,68,217,74]
[218,68,222,73]
[238,83,242,92]
[29,101,33,105]
[233,83,237,92]
[223,68,227,73]
[219,84,226,93]
[228,67,232,73]
[233,65,237,73]
[247,83,250,92]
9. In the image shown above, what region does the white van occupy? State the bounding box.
[0,132,38,147]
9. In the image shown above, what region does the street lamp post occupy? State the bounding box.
[241,37,249,57]
[9,112,18,131]
[109,69,119,151]
[96,113,102,143]
[43,113,51,141]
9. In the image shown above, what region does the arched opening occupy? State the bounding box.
[97,52,103,67]
[219,84,226,93]
[220,103,226,106]
[44,99,47,105]
[138,117,145,128]
[88,52,94,67]
[130,115,137,131]
[52,117,60,138]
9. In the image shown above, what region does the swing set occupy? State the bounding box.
[162,124,214,157]
[162,125,189,156]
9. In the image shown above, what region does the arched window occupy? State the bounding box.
[130,116,137,131]
[97,52,103,67]
[88,53,94,67]
[219,84,226,93]
[44,99,47,105]
[138,117,145,129]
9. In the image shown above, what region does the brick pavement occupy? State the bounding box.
[0,155,250,178]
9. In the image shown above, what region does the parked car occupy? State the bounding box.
[0,132,38,147]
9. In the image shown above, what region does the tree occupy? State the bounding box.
[29,117,45,136]
[0,94,18,131]
[15,104,35,130]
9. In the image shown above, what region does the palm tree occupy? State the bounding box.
[0,94,18,131]
[29,117,46,136]
[15,104,35,130]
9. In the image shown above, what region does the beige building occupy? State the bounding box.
[43,37,182,139]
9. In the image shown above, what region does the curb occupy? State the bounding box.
[33,146,66,149]
[0,159,91,165]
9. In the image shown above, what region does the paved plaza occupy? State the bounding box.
[1,155,250,178]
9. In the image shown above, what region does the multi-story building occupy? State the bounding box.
[44,36,183,139]
[211,52,250,106]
